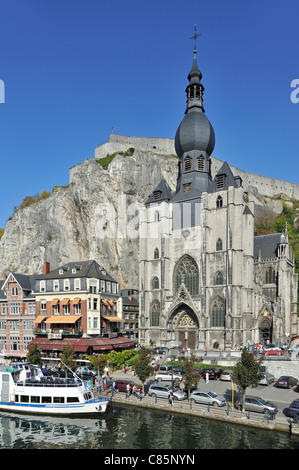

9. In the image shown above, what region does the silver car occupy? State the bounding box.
[259,372,275,386]
[236,395,278,414]
[148,384,187,401]
[190,390,227,407]
[220,370,232,381]
[154,372,182,382]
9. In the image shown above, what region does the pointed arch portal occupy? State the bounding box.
[168,304,199,350]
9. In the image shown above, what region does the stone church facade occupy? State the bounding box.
[139,43,299,351]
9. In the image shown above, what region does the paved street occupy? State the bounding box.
[109,370,298,419]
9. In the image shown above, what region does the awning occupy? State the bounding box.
[61,298,70,306]
[102,316,125,323]
[51,298,60,306]
[101,299,109,305]
[72,298,81,305]
[45,315,81,324]
[33,316,46,323]
[107,300,114,306]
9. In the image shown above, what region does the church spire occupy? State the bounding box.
[186,25,204,112]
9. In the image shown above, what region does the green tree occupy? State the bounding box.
[231,350,262,412]
[26,343,41,365]
[61,345,76,372]
[133,347,153,396]
[86,354,107,376]
[183,354,199,401]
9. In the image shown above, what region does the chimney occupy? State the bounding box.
[43,262,50,275]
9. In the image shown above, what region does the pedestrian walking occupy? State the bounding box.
[205,372,209,384]
[126,382,130,398]
[168,389,174,406]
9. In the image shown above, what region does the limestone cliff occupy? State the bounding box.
[0,151,178,287]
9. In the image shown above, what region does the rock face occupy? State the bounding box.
[0,146,297,287]
[0,151,178,287]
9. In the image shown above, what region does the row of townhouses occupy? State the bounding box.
[0,260,139,360]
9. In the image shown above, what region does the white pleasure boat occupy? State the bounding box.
[0,364,109,415]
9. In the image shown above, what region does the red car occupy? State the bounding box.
[114,380,142,394]
[262,349,284,356]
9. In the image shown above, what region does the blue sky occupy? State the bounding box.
[0,0,298,228]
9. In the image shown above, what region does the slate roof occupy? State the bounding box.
[145,179,173,205]
[35,260,117,283]
[0,273,41,300]
[208,161,242,193]
[254,233,283,260]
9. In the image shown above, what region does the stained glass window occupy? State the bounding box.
[175,256,199,296]
[211,297,225,327]
[265,267,276,284]
[216,238,223,251]
[154,247,159,259]
[152,277,159,289]
[151,300,160,327]
[215,271,223,285]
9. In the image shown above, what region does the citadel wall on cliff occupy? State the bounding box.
[96,134,299,200]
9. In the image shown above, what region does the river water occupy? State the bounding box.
[0,404,298,450]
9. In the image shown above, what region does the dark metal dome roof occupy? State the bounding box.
[175,109,215,157]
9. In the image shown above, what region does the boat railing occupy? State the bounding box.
[15,378,81,388]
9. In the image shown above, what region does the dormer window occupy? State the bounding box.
[153,191,161,200]
[184,155,192,171]
[59,265,69,275]
[197,155,205,171]
[40,281,46,292]
[216,174,225,189]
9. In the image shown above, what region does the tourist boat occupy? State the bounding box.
[0,364,109,415]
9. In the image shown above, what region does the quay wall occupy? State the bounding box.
[108,395,297,436]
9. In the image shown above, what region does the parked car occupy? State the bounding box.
[154,372,182,382]
[275,376,298,389]
[190,390,226,407]
[159,365,174,374]
[194,366,205,376]
[202,368,223,380]
[114,380,142,394]
[148,384,187,401]
[262,349,284,356]
[153,347,168,355]
[259,372,275,386]
[288,399,299,418]
[75,366,95,378]
[220,370,232,381]
[264,344,278,350]
[235,395,278,414]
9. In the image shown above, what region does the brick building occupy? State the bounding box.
[0,272,40,359]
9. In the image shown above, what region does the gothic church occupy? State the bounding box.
[139,38,299,350]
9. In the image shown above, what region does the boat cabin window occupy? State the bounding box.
[67,397,80,403]
[31,396,40,403]
[53,397,65,403]
[41,396,52,403]
[20,395,29,403]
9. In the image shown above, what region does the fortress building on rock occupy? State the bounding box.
[139,41,299,350]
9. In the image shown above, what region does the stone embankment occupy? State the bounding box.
[98,370,299,436]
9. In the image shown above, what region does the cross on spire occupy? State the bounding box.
[190,24,201,52]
